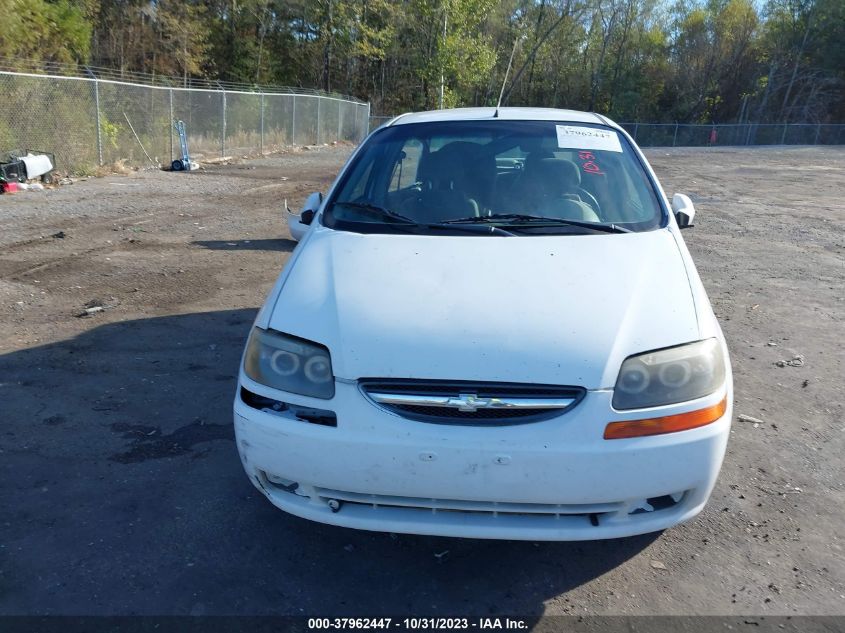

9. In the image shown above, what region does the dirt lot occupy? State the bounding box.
[0,144,843,616]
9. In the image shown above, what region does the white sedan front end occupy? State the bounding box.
[234,107,733,540]
[235,382,729,540]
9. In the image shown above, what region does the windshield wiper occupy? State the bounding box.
[332,201,417,224]
[331,201,514,236]
[443,213,632,234]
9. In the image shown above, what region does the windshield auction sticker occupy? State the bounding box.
[556,125,623,153]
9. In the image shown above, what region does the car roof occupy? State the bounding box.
[385,107,621,131]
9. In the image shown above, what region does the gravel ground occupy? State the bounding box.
[0,144,843,616]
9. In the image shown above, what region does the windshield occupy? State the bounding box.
[324,120,664,235]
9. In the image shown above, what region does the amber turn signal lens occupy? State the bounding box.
[604,396,728,440]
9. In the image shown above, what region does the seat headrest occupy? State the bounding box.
[524,150,555,169]
[533,158,581,193]
[419,142,483,189]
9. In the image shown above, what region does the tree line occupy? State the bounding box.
[1,0,842,123]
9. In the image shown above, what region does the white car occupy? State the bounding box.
[234,107,732,541]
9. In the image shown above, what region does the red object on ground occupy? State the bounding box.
[1,182,19,193]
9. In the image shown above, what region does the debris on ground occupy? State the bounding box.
[650,560,667,570]
[775,354,804,367]
[1,149,56,190]
[76,298,118,318]
[202,156,234,165]
[19,151,54,180]
[16,182,46,192]
[738,414,765,424]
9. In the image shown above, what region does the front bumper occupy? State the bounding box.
[234,377,731,541]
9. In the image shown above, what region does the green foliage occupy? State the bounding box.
[156,2,210,79]
[412,0,498,108]
[0,0,842,122]
[99,114,120,149]
[0,0,91,63]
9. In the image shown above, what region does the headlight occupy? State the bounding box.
[612,339,725,410]
[243,328,335,399]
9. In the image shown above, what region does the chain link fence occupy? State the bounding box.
[0,71,371,174]
[621,122,845,147]
[368,115,845,147]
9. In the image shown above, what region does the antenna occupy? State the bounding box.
[495,33,522,117]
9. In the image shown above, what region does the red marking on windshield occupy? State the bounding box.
[578,151,604,176]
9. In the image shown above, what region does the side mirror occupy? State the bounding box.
[287,192,323,241]
[671,193,696,229]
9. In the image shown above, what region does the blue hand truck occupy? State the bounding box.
[171,121,196,171]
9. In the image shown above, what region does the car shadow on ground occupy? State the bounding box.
[192,238,297,252]
[0,309,658,616]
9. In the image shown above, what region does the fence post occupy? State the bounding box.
[260,91,265,155]
[292,95,297,146]
[337,100,343,141]
[366,102,371,140]
[93,78,103,166]
[633,123,639,142]
[317,97,322,145]
[672,123,679,147]
[780,123,788,145]
[221,90,227,158]
[814,123,821,145]
[169,88,174,162]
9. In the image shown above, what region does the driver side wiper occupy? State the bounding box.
[331,201,515,236]
[442,213,632,234]
[332,201,417,224]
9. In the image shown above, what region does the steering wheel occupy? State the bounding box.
[578,187,602,216]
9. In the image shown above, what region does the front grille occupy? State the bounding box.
[360,379,584,425]
[313,487,623,517]
[393,404,543,419]
[260,474,687,527]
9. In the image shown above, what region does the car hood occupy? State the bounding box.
[268,227,699,389]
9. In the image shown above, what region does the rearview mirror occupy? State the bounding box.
[671,193,696,229]
[287,192,323,241]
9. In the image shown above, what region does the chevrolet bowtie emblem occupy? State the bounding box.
[448,393,490,412]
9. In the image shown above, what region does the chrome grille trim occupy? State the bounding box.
[367,392,577,410]
[359,379,585,425]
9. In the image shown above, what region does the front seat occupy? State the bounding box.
[400,143,480,222]
[525,158,601,222]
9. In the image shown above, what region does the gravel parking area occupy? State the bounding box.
[0,145,843,616]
